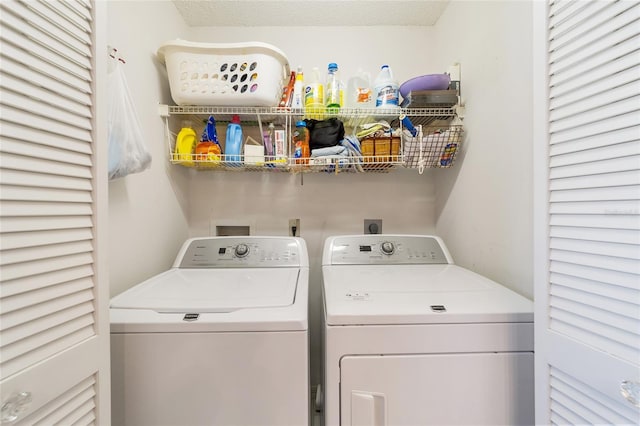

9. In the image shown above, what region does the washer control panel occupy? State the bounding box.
[327,235,451,265]
[178,237,302,268]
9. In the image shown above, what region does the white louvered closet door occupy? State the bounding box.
[0,0,109,424]
[534,0,640,424]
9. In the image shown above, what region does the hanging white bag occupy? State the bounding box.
[107,57,151,180]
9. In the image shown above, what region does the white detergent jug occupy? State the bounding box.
[374,64,400,110]
[345,68,373,109]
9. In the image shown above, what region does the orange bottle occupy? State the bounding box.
[292,121,310,164]
[195,141,221,166]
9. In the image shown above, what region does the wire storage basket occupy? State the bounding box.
[157,40,290,107]
[403,124,464,169]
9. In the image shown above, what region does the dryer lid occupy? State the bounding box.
[322,264,533,325]
[110,268,300,313]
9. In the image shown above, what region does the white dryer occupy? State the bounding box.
[110,236,309,426]
[321,235,534,426]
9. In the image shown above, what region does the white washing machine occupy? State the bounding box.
[110,236,309,426]
[321,235,534,426]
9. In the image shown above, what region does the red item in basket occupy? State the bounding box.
[278,71,296,108]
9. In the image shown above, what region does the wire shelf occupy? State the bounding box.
[290,155,404,174]
[167,105,456,116]
[162,105,462,173]
[169,153,403,173]
[167,105,456,124]
[170,153,290,172]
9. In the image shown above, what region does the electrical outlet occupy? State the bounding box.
[364,219,382,234]
[289,219,300,237]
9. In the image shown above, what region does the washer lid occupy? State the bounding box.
[322,264,533,325]
[110,268,300,313]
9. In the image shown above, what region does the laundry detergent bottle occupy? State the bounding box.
[225,114,243,163]
[374,64,400,110]
[175,120,197,166]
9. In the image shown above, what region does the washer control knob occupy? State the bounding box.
[381,242,395,255]
[235,244,249,258]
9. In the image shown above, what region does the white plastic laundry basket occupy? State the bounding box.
[157,40,290,106]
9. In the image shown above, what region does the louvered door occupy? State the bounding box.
[0,0,109,424]
[534,0,640,424]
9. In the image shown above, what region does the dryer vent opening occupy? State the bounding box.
[216,225,250,236]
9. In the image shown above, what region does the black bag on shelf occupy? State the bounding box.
[305,118,345,150]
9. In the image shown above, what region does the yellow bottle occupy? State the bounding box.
[304,67,325,119]
[175,121,197,166]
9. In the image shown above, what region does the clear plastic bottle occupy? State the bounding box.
[325,62,341,111]
[225,114,243,163]
[292,66,304,109]
[345,68,373,109]
[292,120,310,165]
[304,67,325,119]
[374,64,400,110]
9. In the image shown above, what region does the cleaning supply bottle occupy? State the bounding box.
[374,64,400,110]
[292,66,304,109]
[175,120,197,166]
[325,62,341,111]
[225,114,243,163]
[195,140,221,165]
[345,68,373,109]
[304,67,325,119]
[203,115,220,145]
[292,120,310,165]
[263,122,275,160]
[195,116,222,165]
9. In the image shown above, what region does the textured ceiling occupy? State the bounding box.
[171,0,450,27]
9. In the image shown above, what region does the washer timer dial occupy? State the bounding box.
[380,241,395,255]
[234,243,249,258]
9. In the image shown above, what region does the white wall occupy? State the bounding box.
[107,1,192,297]
[106,0,533,394]
[187,26,438,87]
[433,0,534,299]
